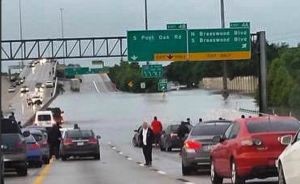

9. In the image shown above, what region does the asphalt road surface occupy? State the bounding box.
[5,73,277,184]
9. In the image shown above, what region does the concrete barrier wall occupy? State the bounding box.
[201,76,258,93]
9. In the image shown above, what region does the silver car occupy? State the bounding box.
[181,120,232,175]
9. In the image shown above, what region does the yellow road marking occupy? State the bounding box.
[32,159,53,184]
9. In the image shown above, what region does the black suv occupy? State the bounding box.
[1,118,29,176]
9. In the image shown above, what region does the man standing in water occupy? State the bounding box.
[139,122,154,166]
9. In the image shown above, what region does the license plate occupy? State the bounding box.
[77,142,84,146]
[203,145,212,151]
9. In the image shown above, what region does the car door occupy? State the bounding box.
[213,123,234,176]
[282,131,300,183]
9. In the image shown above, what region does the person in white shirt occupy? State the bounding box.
[139,122,154,166]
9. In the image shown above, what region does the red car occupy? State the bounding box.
[210,116,300,184]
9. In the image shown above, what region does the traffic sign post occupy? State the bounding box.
[167,24,187,30]
[142,64,163,78]
[140,82,146,89]
[127,27,251,62]
[158,79,168,92]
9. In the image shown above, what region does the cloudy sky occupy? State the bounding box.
[3,0,300,45]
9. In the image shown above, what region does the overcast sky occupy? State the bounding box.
[3,0,300,45]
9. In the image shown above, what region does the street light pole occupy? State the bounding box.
[0,0,4,182]
[18,0,24,67]
[60,8,65,64]
[220,0,228,99]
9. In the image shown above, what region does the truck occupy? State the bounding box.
[70,78,80,92]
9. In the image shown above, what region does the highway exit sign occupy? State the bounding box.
[167,24,187,30]
[158,79,168,92]
[142,64,163,78]
[127,27,251,62]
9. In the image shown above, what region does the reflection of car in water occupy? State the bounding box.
[24,134,43,168]
[132,126,142,147]
[60,129,101,161]
[31,94,43,105]
[20,85,29,93]
[181,120,232,175]
[1,118,29,176]
[8,86,16,93]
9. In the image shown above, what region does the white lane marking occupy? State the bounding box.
[93,81,101,93]
[108,142,112,145]
[127,157,133,161]
[112,147,116,150]
[119,152,123,155]
[184,182,195,184]
[157,171,166,175]
[139,164,144,167]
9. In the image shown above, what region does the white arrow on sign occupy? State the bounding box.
[242,43,247,49]
[131,55,138,61]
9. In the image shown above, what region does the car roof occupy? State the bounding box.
[23,128,43,135]
[236,115,298,124]
[196,120,232,126]
[36,111,52,115]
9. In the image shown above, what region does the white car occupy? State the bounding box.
[31,94,43,105]
[20,85,29,93]
[8,86,16,93]
[45,81,54,88]
[34,111,56,127]
[277,131,300,184]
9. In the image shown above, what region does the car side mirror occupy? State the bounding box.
[280,135,293,145]
[134,130,138,133]
[23,131,30,137]
[96,135,101,139]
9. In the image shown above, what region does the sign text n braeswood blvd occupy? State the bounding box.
[127,27,251,62]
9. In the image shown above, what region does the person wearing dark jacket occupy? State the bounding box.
[48,123,62,159]
[139,122,154,166]
[177,121,190,146]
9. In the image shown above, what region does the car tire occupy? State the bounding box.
[166,143,172,152]
[182,162,192,176]
[61,156,67,161]
[210,160,223,184]
[278,162,286,184]
[94,153,100,160]
[36,161,43,168]
[231,161,245,184]
[43,157,50,165]
[17,166,28,176]
[160,143,165,151]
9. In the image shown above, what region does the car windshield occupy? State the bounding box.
[25,135,36,143]
[169,125,180,132]
[66,130,94,139]
[38,115,51,121]
[31,133,43,141]
[247,119,300,133]
[191,123,231,136]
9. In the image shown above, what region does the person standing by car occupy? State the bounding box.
[139,122,154,166]
[177,121,190,147]
[48,123,62,159]
[151,116,163,146]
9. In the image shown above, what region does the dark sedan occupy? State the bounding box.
[60,129,101,161]
[160,124,181,151]
[181,120,232,175]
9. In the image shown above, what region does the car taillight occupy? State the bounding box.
[88,138,98,144]
[184,140,202,153]
[63,138,73,145]
[241,138,263,147]
[31,143,40,149]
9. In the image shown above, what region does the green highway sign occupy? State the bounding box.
[127,30,188,61]
[230,22,250,28]
[127,27,251,62]
[158,79,168,92]
[167,24,187,30]
[188,28,251,61]
[142,64,163,78]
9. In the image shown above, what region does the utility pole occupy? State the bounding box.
[258,31,268,113]
[60,8,65,64]
[18,0,24,67]
[220,0,229,99]
[0,0,4,182]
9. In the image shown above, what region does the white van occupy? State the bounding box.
[34,111,56,127]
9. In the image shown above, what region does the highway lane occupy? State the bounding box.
[7,62,55,123]
[5,73,274,184]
